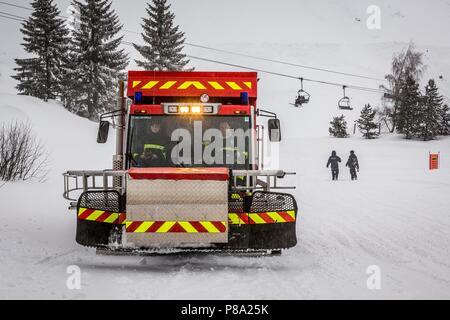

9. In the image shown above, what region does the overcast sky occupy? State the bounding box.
[1,0,450,78]
[2,0,450,48]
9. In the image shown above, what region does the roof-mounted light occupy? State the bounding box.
[134,92,143,104]
[162,103,221,115]
[167,105,179,113]
[203,106,214,113]
[191,106,202,113]
[179,106,190,113]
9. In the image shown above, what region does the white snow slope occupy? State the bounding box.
[1,0,450,300]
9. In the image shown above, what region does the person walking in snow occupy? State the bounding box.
[346,150,360,180]
[326,150,342,181]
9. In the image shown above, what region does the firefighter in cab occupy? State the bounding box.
[139,119,168,167]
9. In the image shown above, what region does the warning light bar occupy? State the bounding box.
[162,103,220,115]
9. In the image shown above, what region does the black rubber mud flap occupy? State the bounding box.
[76,191,123,248]
[248,191,298,250]
[76,219,121,247]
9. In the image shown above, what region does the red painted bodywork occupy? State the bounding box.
[127,71,257,99]
[128,167,230,181]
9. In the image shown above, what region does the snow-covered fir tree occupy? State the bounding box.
[134,0,191,71]
[439,104,450,135]
[418,79,444,141]
[357,104,379,139]
[329,115,349,138]
[396,76,422,139]
[12,0,69,101]
[64,0,129,120]
[13,58,41,98]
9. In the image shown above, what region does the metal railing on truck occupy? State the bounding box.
[63,170,127,208]
[63,169,295,209]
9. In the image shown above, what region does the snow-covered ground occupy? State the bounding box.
[1,0,450,300]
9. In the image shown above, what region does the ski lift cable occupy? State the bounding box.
[0,0,385,83]
[0,13,23,22]
[0,10,27,20]
[184,54,386,94]
[1,10,384,95]
[182,42,384,81]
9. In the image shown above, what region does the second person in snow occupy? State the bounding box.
[346,150,360,180]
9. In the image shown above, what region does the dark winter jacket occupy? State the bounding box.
[326,152,341,170]
[136,131,169,167]
[346,154,359,170]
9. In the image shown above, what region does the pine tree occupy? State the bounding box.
[418,79,444,141]
[329,115,349,138]
[64,0,129,120]
[12,0,69,101]
[439,104,450,135]
[396,76,422,139]
[357,104,379,139]
[134,0,191,71]
[12,58,41,97]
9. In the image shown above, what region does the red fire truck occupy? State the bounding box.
[63,71,298,254]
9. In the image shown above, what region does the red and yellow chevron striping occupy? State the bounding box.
[132,80,253,91]
[77,208,296,230]
[78,208,126,225]
[228,211,296,225]
[125,221,227,233]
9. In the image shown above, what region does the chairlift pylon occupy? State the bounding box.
[293,78,311,107]
[338,85,353,110]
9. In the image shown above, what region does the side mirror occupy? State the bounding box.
[97,120,110,144]
[268,119,282,142]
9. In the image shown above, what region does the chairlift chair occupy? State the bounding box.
[294,78,311,107]
[338,86,353,110]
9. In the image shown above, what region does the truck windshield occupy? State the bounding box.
[127,115,252,169]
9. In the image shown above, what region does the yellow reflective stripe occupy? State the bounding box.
[228,213,241,225]
[249,213,266,224]
[267,212,284,222]
[85,210,104,221]
[103,213,119,224]
[287,211,296,219]
[179,221,198,233]
[135,221,154,233]
[178,81,207,90]
[144,144,165,150]
[208,81,225,90]
[244,81,252,89]
[226,82,242,90]
[142,81,159,89]
[200,221,220,233]
[125,221,133,229]
[156,221,176,233]
[160,81,177,89]
[132,81,142,88]
[78,208,86,216]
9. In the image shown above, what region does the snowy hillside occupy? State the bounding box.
[1,0,450,299]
